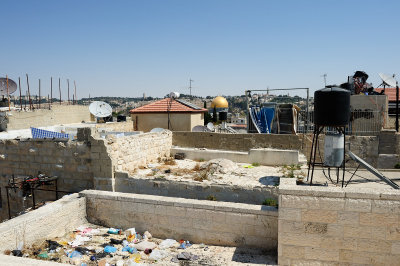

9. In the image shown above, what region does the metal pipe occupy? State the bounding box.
[6,187,11,219]
[18,77,22,110]
[306,88,310,133]
[396,82,399,132]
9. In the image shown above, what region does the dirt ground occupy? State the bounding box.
[8,224,277,265]
[132,158,284,189]
[133,157,400,191]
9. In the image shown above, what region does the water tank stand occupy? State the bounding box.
[307,125,347,187]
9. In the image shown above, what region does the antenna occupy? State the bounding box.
[189,79,194,97]
[321,74,327,87]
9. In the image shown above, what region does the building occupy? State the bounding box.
[375,87,399,114]
[129,98,207,132]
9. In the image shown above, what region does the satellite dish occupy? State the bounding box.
[0,78,17,95]
[379,73,397,87]
[192,125,211,132]
[169,92,180,98]
[150,128,165,133]
[89,101,112,118]
[207,122,215,131]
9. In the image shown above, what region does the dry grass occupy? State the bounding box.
[192,163,201,172]
[194,170,208,182]
[173,168,194,176]
[163,158,177,166]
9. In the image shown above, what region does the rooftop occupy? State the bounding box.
[129,98,207,114]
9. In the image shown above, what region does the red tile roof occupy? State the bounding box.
[375,87,399,102]
[130,98,208,114]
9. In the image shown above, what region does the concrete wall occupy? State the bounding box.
[101,172,279,204]
[131,113,204,132]
[83,190,278,250]
[0,194,86,252]
[106,131,172,174]
[278,178,400,265]
[173,132,304,152]
[6,105,91,130]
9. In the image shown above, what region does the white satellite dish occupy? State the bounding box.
[150,128,166,133]
[207,122,215,131]
[89,101,112,118]
[169,92,180,98]
[379,73,397,87]
[0,78,17,96]
[192,125,211,132]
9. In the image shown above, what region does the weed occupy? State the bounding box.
[251,162,260,167]
[192,163,201,171]
[262,198,278,207]
[395,163,400,169]
[163,158,177,166]
[194,158,205,162]
[206,195,217,201]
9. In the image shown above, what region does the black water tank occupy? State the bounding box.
[314,87,350,126]
[219,111,227,121]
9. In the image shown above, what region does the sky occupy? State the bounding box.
[0,0,399,98]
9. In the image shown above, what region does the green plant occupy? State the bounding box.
[251,162,260,167]
[394,163,400,169]
[206,195,217,201]
[262,198,278,207]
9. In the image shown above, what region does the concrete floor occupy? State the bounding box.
[306,167,400,190]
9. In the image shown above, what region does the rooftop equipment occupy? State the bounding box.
[308,87,350,187]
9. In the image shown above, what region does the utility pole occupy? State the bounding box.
[321,74,327,87]
[189,79,194,97]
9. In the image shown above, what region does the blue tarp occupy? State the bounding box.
[250,107,275,133]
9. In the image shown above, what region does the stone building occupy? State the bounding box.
[129,98,207,132]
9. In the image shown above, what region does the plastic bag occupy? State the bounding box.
[148,249,169,261]
[159,239,177,249]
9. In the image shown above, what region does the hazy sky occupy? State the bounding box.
[1,0,399,98]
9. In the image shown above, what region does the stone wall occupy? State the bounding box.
[83,190,278,250]
[278,178,400,265]
[173,132,389,168]
[172,132,303,152]
[6,105,91,130]
[107,172,279,204]
[106,131,172,174]
[0,194,86,252]
[0,128,173,221]
[0,137,94,220]
[96,121,134,132]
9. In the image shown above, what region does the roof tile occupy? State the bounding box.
[130,98,208,114]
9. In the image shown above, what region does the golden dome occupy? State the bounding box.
[211,96,228,108]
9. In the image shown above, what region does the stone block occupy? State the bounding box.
[279,208,302,221]
[344,198,372,212]
[372,200,400,214]
[304,247,339,262]
[359,213,398,226]
[301,209,337,223]
[337,211,359,225]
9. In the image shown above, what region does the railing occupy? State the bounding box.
[298,110,388,136]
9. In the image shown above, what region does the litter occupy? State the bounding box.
[38,251,49,259]
[11,250,22,257]
[104,245,117,253]
[148,249,169,261]
[177,252,199,261]
[47,240,61,251]
[159,239,177,249]
[134,240,156,251]
[108,228,122,234]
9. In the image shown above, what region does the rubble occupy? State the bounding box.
[7,224,277,265]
